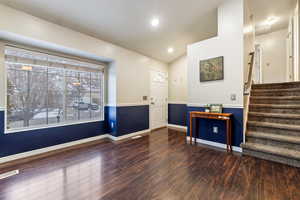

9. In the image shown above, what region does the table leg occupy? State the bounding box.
[229,119,232,152]
[195,118,198,144]
[226,119,229,152]
[190,114,193,144]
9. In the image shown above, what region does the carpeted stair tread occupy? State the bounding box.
[244,82,300,167]
[247,131,300,144]
[252,81,300,87]
[248,121,300,131]
[251,96,300,100]
[252,88,300,93]
[249,104,300,109]
[242,142,300,161]
[248,112,300,119]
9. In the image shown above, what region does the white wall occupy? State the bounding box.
[294,1,300,81]
[168,55,188,103]
[187,0,244,108]
[256,29,288,83]
[0,4,168,108]
[244,0,255,83]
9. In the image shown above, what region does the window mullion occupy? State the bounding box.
[78,72,80,121]
[46,63,49,125]
[90,72,92,119]
[63,65,67,122]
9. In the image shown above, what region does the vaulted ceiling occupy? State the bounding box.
[0,0,225,63]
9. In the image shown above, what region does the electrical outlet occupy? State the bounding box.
[213,126,218,134]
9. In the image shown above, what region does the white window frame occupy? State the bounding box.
[3,44,106,134]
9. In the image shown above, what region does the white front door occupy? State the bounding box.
[254,44,262,84]
[150,70,168,130]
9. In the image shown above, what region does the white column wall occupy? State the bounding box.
[187,0,244,108]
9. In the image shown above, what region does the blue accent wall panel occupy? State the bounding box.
[0,105,150,158]
[0,110,107,158]
[168,104,187,126]
[187,107,243,147]
[117,105,149,136]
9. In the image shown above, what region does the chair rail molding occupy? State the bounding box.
[187,103,243,109]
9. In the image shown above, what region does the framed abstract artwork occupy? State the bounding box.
[200,56,224,82]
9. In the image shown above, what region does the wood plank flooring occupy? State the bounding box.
[0,128,300,200]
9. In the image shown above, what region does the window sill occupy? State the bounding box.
[5,119,104,134]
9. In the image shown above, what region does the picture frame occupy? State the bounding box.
[200,56,224,82]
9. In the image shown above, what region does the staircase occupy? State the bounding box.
[242,81,300,167]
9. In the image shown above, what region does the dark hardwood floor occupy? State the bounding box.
[0,128,300,200]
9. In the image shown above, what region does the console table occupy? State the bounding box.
[189,111,233,152]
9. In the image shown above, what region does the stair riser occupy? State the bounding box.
[247,137,300,151]
[247,126,300,137]
[248,116,300,125]
[252,84,300,90]
[249,107,300,114]
[242,149,300,168]
[250,98,300,104]
[251,90,300,96]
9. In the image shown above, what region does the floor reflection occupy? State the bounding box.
[1,128,299,200]
[1,155,102,200]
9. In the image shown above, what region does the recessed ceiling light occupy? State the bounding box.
[151,18,160,27]
[167,47,174,53]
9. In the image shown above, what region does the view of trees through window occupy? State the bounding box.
[5,47,104,131]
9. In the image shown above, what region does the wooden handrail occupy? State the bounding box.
[243,52,255,139]
[244,52,255,95]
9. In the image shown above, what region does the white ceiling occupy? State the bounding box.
[248,0,297,35]
[0,0,225,63]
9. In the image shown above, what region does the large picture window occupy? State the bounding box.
[5,46,104,132]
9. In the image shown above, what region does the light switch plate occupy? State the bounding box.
[230,94,236,101]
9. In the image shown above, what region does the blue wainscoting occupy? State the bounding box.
[168,104,187,127]
[117,105,149,136]
[187,107,243,147]
[0,110,107,158]
[0,105,150,158]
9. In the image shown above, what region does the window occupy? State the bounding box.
[5,46,104,132]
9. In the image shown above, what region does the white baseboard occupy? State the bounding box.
[0,129,151,164]
[167,124,187,132]
[168,101,187,104]
[106,129,150,141]
[186,136,242,152]
[187,103,244,109]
